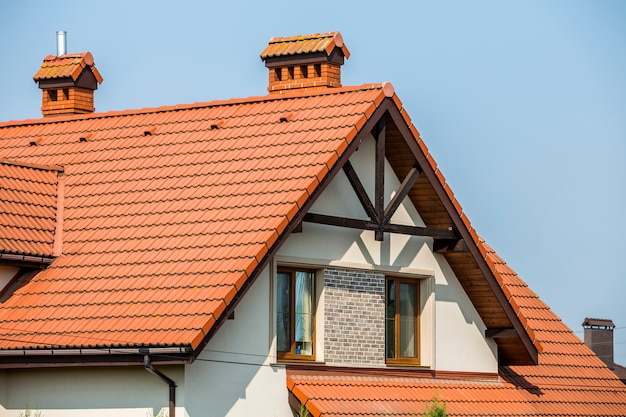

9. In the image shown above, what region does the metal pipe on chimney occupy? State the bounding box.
[56,31,66,56]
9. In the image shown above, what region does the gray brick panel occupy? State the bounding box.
[323,267,385,366]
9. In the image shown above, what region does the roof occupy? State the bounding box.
[0,159,62,258]
[0,84,388,352]
[33,52,103,84]
[288,246,626,415]
[260,32,350,60]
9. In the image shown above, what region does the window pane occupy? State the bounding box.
[385,280,396,359]
[276,272,291,352]
[295,271,314,355]
[399,282,417,358]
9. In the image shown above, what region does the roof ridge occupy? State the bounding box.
[0,83,385,129]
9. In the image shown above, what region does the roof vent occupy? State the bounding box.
[260,32,350,94]
[33,32,103,117]
[583,317,616,369]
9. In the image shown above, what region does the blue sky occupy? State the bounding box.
[1,1,625,362]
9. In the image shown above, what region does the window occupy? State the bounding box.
[386,277,419,365]
[276,268,315,361]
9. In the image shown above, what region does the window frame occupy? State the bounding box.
[385,276,420,366]
[276,267,317,362]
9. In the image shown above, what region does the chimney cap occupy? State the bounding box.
[583,317,615,329]
[33,52,103,84]
[260,31,350,61]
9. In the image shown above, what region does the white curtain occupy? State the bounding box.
[295,271,313,344]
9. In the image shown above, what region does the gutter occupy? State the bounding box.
[144,355,177,417]
[0,346,190,356]
[0,253,54,265]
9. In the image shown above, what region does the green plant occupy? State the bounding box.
[298,403,310,417]
[422,395,447,417]
[17,402,42,417]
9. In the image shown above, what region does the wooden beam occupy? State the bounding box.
[485,328,518,338]
[374,117,386,241]
[303,213,457,239]
[433,239,469,253]
[342,161,378,222]
[383,165,421,224]
[383,223,457,239]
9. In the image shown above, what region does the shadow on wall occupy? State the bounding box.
[2,365,183,414]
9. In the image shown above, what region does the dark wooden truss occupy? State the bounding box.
[302,114,466,250]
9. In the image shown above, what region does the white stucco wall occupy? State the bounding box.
[0,365,185,417]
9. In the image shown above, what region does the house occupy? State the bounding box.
[0,31,625,417]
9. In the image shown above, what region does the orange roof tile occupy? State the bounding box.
[0,84,387,351]
[33,52,103,84]
[0,159,61,257]
[260,32,350,60]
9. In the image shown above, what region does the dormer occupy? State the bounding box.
[260,32,350,94]
[33,32,103,117]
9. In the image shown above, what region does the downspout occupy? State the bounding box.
[144,355,176,417]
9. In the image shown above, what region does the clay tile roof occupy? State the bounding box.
[583,317,616,328]
[33,52,103,84]
[0,159,62,258]
[260,32,350,60]
[0,84,386,351]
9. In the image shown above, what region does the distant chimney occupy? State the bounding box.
[260,32,350,94]
[583,317,615,369]
[33,32,103,117]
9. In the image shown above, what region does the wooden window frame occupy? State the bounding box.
[385,276,420,366]
[276,267,316,362]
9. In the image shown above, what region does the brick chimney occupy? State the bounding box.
[33,32,103,117]
[583,317,615,369]
[260,32,350,94]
